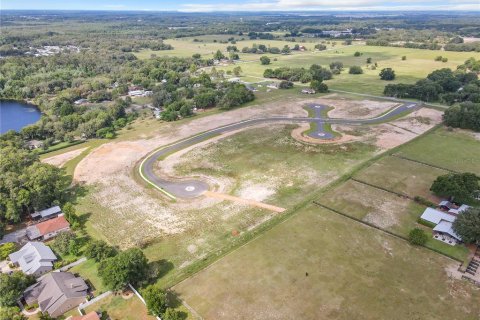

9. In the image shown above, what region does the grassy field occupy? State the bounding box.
[174,204,480,320]
[173,125,377,208]
[139,38,479,96]
[397,127,480,174]
[353,155,449,200]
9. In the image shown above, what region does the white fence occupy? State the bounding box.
[128,283,161,320]
[77,291,112,315]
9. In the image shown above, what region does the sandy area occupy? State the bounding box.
[41,147,88,168]
[320,95,398,119]
[330,107,443,151]
[291,123,358,145]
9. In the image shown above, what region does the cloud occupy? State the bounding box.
[180,0,480,12]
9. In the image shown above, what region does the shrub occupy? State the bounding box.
[379,68,396,80]
[349,66,363,74]
[413,196,436,208]
[278,80,293,89]
[260,56,270,65]
[354,51,361,57]
[143,285,168,317]
[408,228,429,245]
[402,55,407,60]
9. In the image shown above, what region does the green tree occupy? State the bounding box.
[260,56,270,65]
[0,306,26,320]
[379,68,396,80]
[366,57,372,64]
[0,272,35,307]
[98,248,149,291]
[0,242,17,260]
[452,207,480,244]
[51,231,76,256]
[310,80,328,93]
[163,308,182,320]
[232,66,242,76]
[213,50,225,60]
[408,228,428,245]
[430,173,480,204]
[84,240,117,262]
[143,285,168,317]
[354,51,361,57]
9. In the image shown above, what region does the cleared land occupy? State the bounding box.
[81,294,156,320]
[174,204,480,320]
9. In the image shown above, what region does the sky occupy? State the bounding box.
[1,0,479,12]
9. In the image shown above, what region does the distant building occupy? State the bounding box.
[433,220,462,245]
[26,215,70,241]
[301,88,316,94]
[24,272,88,318]
[448,204,470,215]
[420,207,456,225]
[9,242,57,277]
[128,90,145,97]
[27,140,44,150]
[74,99,88,105]
[31,206,62,221]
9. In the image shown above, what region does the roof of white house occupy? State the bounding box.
[31,206,62,219]
[448,204,471,215]
[9,242,57,275]
[420,208,456,225]
[438,200,454,208]
[433,220,462,241]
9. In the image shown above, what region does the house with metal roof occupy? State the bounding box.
[24,272,89,318]
[26,215,70,241]
[433,220,462,245]
[420,207,456,225]
[9,242,57,277]
[448,204,471,215]
[31,206,62,221]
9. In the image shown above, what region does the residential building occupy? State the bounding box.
[24,272,89,318]
[9,242,57,277]
[26,215,70,241]
[420,207,456,225]
[433,220,462,245]
[31,205,62,221]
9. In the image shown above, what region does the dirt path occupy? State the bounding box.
[204,191,286,213]
[41,147,88,168]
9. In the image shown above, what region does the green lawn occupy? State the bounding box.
[70,259,108,295]
[353,155,448,200]
[397,127,480,174]
[174,204,480,320]
[82,294,156,320]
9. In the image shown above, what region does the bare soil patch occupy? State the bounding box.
[322,96,398,119]
[41,147,88,167]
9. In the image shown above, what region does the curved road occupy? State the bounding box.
[139,101,420,199]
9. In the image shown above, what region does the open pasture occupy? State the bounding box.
[396,127,480,174]
[174,204,480,320]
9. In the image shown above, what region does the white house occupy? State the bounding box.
[9,242,57,277]
[31,206,62,221]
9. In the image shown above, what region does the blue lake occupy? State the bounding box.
[0,100,42,134]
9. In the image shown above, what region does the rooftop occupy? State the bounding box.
[9,242,57,275]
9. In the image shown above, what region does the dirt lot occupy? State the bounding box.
[322,94,398,119]
[42,147,88,167]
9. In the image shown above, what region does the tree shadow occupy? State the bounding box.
[148,259,174,282]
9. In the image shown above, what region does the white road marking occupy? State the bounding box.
[185,186,195,192]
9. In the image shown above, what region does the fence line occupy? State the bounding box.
[128,283,162,320]
[55,257,87,272]
[77,290,112,314]
[391,154,458,173]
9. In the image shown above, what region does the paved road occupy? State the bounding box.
[139,101,420,199]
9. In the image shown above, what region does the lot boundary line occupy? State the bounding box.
[391,154,459,173]
[350,178,413,200]
[312,201,462,263]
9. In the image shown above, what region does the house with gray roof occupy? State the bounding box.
[9,242,57,277]
[31,205,62,221]
[24,272,88,318]
[433,220,462,244]
[420,208,456,225]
